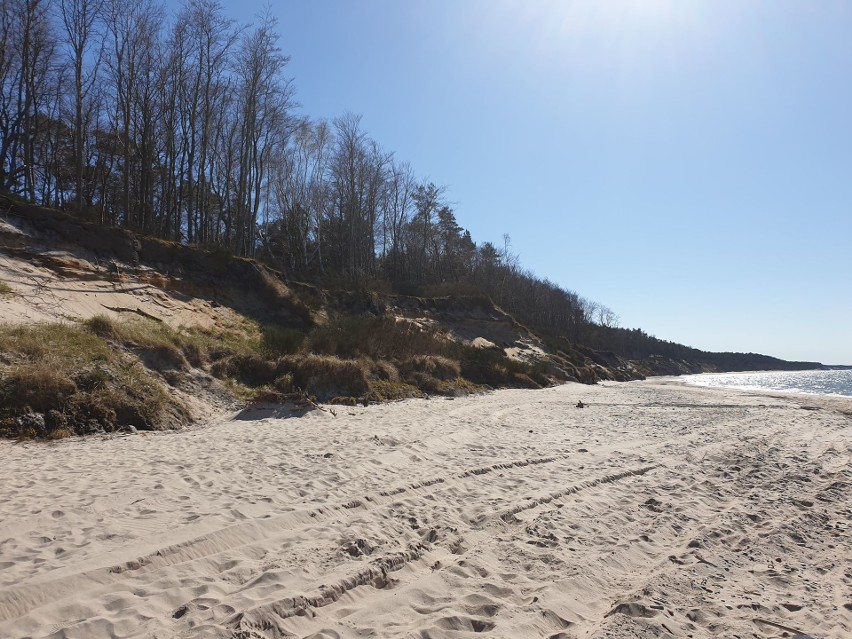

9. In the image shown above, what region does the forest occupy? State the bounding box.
[0,0,814,368]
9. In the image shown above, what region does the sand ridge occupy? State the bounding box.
[0,381,849,638]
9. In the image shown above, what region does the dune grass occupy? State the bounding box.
[0,323,180,439]
[0,305,553,439]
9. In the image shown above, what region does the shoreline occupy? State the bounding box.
[1,380,849,638]
[663,371,852,405]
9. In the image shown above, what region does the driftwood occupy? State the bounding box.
[303,392,337,417]
[101,305,163,323]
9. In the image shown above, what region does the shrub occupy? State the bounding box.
[272,372,294,393]
[1,363,77,413]
[308,315,446,360]
[369,359,400,383]
[452,343,542,388]
[85,314,119,339]
[85,315,212,368]
[210,353,278,386]
[401,355,461,380]
[0,280,13,296]
[405,371,443,394]
[367,379,422,401]
[277,354,369,401]
[261,326,304,357]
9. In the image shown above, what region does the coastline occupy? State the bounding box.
[1,380,849,638]
[680,367,852,399]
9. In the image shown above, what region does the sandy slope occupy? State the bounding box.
[0,381,849,639]
[0,252,236,329]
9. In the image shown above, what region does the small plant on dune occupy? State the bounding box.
[85,314,119,340]
[367,378,423,401]
[210,352,279,386]
[0,280,13,296]
[450,343,542,389]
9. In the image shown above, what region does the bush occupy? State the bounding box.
[367,379,422,401]
[210,353,278,386]
[308,315,446,360]
[368,359,400,383]
[452,344,541,388]
[277,354,369,401]
[0,280,13,296]
[401,355,461,380]
[1,363,77,413]
[86,314,119,339]
[85,315,211,368]
[261,326,304,357]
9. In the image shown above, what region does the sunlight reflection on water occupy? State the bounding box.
[684,369,852,398]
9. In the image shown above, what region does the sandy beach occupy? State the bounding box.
[0,380,849,638]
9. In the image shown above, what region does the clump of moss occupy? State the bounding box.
[0,280,14,296]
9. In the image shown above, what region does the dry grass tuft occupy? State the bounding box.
[277,354,369,401]
[85,315,214,368]
[401,355,461,381]
[367,379,423,401]
[211,353,278,386]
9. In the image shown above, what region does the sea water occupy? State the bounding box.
[684,369,852,398]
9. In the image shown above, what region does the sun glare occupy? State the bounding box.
[481,0,710,80]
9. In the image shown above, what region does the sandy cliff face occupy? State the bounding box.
[0,204,647,438]
[0,202,641,380]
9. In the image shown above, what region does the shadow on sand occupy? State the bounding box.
[233,403,314,421]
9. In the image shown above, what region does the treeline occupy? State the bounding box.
[582,324,820,370]
[0,1,807,368]
[1,1,617,339]
[2,0,290,254]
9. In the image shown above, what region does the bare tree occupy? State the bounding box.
[59,0,103,211]
[232,10,291,256]
[0,0,58,198]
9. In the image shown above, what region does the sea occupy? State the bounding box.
[683,369,852,398]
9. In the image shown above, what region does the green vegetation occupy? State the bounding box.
[0,296,561,439]
[0,323,182,439]
[85,314,216,369]
[0,280,13,296]
[307,316,446,360]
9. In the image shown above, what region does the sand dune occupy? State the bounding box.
[1,381,849,638]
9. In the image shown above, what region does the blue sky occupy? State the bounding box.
[203,0,851,364]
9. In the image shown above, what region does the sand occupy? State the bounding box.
[0,380,849,638]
